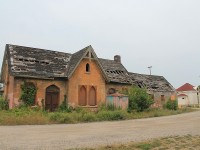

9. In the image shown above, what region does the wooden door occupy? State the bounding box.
[45,92,59,111]
[45,85,60,112]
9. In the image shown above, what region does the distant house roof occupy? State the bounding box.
[1,44,175,92]
[178,94,188,97]
[176,83,196,91]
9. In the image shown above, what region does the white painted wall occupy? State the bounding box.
[177,91,199,106]
[178,95,189,106]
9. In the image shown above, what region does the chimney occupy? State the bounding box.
[114,55,121,63]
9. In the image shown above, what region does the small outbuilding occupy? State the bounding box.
[106,93,128,110]
[176,83,199,107]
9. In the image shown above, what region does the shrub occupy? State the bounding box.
[20,82,37,106]
[97,110,128,121]
[49,112,74,123]
[58,95,73,113]
[82,112,96,122]
[0,96,9,110]
[165,99,178,110]
[128,86,154,112]
[98,103,122,112]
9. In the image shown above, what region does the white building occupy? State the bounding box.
[176,83,199,107]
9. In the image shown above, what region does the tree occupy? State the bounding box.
[128,86,154,112]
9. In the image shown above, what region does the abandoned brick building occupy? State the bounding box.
[0,44,175,111]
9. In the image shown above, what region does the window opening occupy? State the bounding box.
[86,63,90,72]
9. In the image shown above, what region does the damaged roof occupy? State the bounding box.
[1,44,175,92]
[98,58,132,84]
[128,72,175,92]
[5,44,71,78]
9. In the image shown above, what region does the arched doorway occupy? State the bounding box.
[79,86,87,106]
[89,86,96,106]
[45,85,60,112]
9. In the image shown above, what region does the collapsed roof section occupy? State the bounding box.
[128,72,175,92]
[1,44,175,92]
[98,58,132,84]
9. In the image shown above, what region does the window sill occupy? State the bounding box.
[78,105,98,108]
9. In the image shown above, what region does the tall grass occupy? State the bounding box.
[0,107,195,125]
[0,107,49,125]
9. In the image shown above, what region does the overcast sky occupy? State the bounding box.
[0,0,200,88]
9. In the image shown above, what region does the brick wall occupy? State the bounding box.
[68,58,106,107]
[106,83,131,94]
[13,78,67,107]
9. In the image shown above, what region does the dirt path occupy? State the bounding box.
[0,111,200,150]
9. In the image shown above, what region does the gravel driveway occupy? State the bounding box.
[0,111,200,150]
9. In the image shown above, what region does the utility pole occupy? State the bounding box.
[197,87,199,108]
[198,76,200,107]
[148,66,152,75]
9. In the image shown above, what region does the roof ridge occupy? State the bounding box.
[72,45,91,55]
[129,72,163,78]
[176,83,195,91]
[7,44,72,55]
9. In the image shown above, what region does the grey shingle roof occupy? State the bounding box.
[2,44,175,92]
[6,44,71,78]
[67,46,90,77]
[98,58,132,84]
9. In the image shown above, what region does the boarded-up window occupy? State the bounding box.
[108,88,116,94]
[161,95,165,101]
[89,86,96,106]
[79,86,87,106]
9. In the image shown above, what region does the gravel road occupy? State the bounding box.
[0,111,200,150]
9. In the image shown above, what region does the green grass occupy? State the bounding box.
[0,107,196,125]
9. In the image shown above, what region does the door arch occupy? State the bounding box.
[45,85,60,112]
[79,86,87,106]
[89,86,96,106]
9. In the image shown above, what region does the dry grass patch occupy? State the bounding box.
[0,109,49,125]
[71,135,200,150]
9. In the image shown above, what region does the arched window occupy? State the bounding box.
[89,86,96,106]
[108,88,116,94]
[86,63,90,72]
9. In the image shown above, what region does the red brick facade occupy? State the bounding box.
[1,44,175,110]
[67,58,106,108]
[3,58,108,109]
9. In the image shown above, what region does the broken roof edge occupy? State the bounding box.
[128,72,163,78]
[99,58,130,73]
[0,45,9,83]
[6,44,72,55]
[13,75,68,80]
[128,72,176,92]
